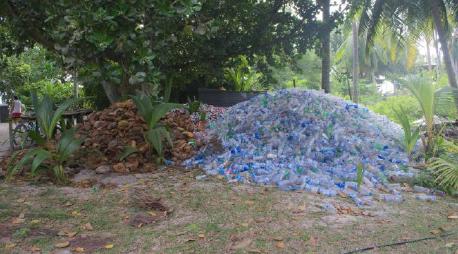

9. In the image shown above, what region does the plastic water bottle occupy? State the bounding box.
[380,194,403,203]
[415,194,437,202]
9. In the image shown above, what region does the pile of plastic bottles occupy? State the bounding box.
[185,89,431,206]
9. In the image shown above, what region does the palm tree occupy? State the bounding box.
[425,35,433,71]
[352,21,360,103]
[321,0,331,93]
[355,0,458,110]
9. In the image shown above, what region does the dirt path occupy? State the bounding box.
[0,169,457,253]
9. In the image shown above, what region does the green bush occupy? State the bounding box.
[368,95,421,123]
[18,81,74,106]
[8,96,81,183]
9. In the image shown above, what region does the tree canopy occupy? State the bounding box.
[1,0,342,105]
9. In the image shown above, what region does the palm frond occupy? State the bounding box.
[429,157,458,190]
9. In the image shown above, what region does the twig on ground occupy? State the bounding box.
[342,230,457,254]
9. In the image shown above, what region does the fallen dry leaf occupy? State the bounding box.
[74,247,85,252]
[275,241,285,249]
[5,243,16,249]
[308,236,318,247]
[430,228,444,235]
[82,223,93,231]
[16,198,25,203]
[64,201,73,207]
[71,211,81,216]
[445,242,455,248]
[244,200,255,206]
[448,214,458,220]
[12,217,25,224]
[104,244,114,249]
[55,241,70,248]
[198,233,205,239]
[66,231,78,238]
[30,246,41,251]
[232,239,252,250]
[30,219,40,224]
[247,249,262,253]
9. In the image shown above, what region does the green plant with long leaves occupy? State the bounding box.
[224,56,263,92]
[8,129,82,183]
[393,105,420,158]
[356,163,365,190]
[132,95,182,163]
[405,76,458,159]
[7,96,81,182]
[429,155,458,192]
[33,94,79,141]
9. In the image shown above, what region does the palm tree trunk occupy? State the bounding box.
[426,36,432,71]
[433,29,441,73]
[431,1,456,86]
[321,0,331,93]
[352,21,360,103]
[431,0,458,110]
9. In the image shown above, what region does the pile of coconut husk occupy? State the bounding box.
[77,100,208,173]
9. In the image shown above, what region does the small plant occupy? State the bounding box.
[429,156,458,191]
[7,95,81,183]
[393,105,420,158]
[356,163,365,190]
[118,146,138,162]
[224,55,263,92]
[199,111,207,121]
[132,94,182,163]
[404,76,458,159]
[187,100,201,114]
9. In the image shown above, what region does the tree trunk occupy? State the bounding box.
[431,0,457,89]
[352,21,360,103]
[321,0,331,93]
[101,81,121,104]
[431,0,458,110]
[433,29,441,73]
[426,36,432,71]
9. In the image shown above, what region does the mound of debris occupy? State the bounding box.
[78,100,213,172]
[186,89,435,206]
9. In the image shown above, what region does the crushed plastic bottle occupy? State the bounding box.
[415,194,437,202]
[379,194,404,203]
[185,89,429,205]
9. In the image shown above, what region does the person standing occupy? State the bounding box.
[11,96,25,120]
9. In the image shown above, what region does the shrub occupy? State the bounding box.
[369,95,421,123]
[8,95,81,183]
[132,95,182,163]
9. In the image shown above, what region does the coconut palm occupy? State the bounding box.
[354,0,458,110]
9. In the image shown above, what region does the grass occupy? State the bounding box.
[0,169,457,253]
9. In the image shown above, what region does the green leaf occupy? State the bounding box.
[429,157,458,190]
[6,151,22,178]
[31,149,52,174]
[131,95,154,124]
[118,146,138,161]
[8,148,41,177]
[356,163,365,190]
[49,98,79,138]
[149,103,183,128]
[28,130,46,146]
[57,128,82,162]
